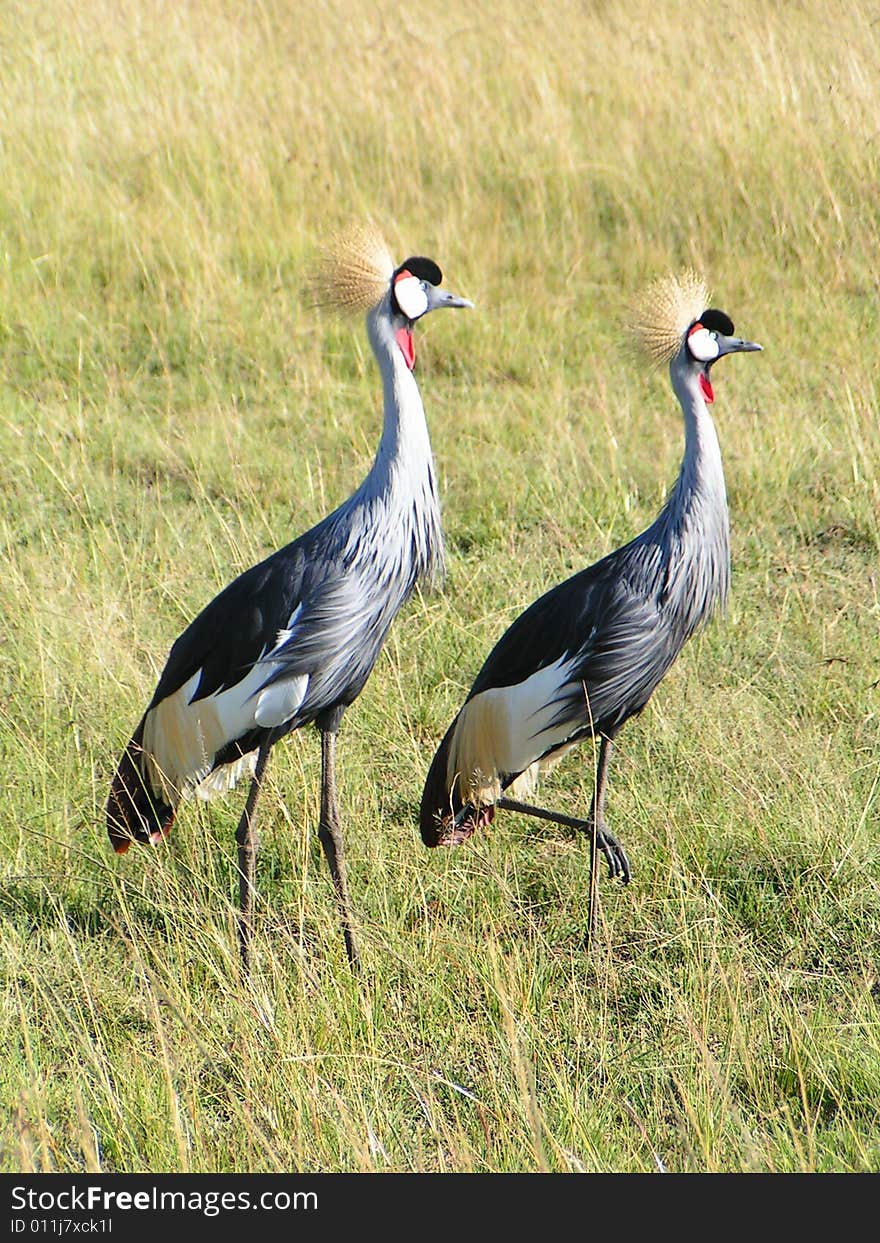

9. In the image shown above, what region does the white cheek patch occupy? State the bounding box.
[394,273,429,320]
[688,324,720,362]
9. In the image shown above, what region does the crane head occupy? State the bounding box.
[390,256,473,370]
[684,308,762,403]
[631,270,761,402]
[314,224,472,370]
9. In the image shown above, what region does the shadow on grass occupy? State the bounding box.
[0,877,172,941]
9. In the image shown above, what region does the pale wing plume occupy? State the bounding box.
[631,269,710,365]
[313,222,395,312]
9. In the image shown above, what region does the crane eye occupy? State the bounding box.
[393,272,429,320]
[687,324,720,363]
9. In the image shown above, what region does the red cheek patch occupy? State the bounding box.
[396,326,415,370]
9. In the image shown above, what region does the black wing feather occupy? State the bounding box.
[467,553,621,700]
[147,512,354,711]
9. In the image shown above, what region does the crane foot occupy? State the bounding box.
[592,822,631,885]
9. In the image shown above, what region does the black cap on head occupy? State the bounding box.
[395,256,442,286]
[700,308,735,336]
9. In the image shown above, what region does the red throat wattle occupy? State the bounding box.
[699,373,714,403]
[396,327,415,370]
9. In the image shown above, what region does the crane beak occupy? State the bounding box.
[700,335,761,402]
[715,335,762,357]
[425,286,474,313]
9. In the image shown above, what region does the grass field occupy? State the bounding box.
[1,0,879,1173]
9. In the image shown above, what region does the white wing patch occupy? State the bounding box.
[141,631,310,805]
[142,671,213,802]
[253,673,309,727]
[447,656,582,807]
[194,749,258,800]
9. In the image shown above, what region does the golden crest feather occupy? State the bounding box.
[631,269,710,366]
[313,223,396,312]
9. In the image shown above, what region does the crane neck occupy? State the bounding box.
[367,301,434,472]
[342,300,444,584]
[642,355,731,627]
[667,358,728,524]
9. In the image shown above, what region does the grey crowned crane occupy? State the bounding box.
[107,226,472,971]
[420,271,761,943]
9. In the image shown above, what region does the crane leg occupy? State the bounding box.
[317,725,360,971]
[495,736,628,948]
[586,735,614,948]
[235,737,273,976]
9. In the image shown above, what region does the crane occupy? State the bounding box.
[107,226,472,971]
[419,271,761,943]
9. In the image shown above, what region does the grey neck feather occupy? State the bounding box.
[339,298,444,586]
[643,351,731,633]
